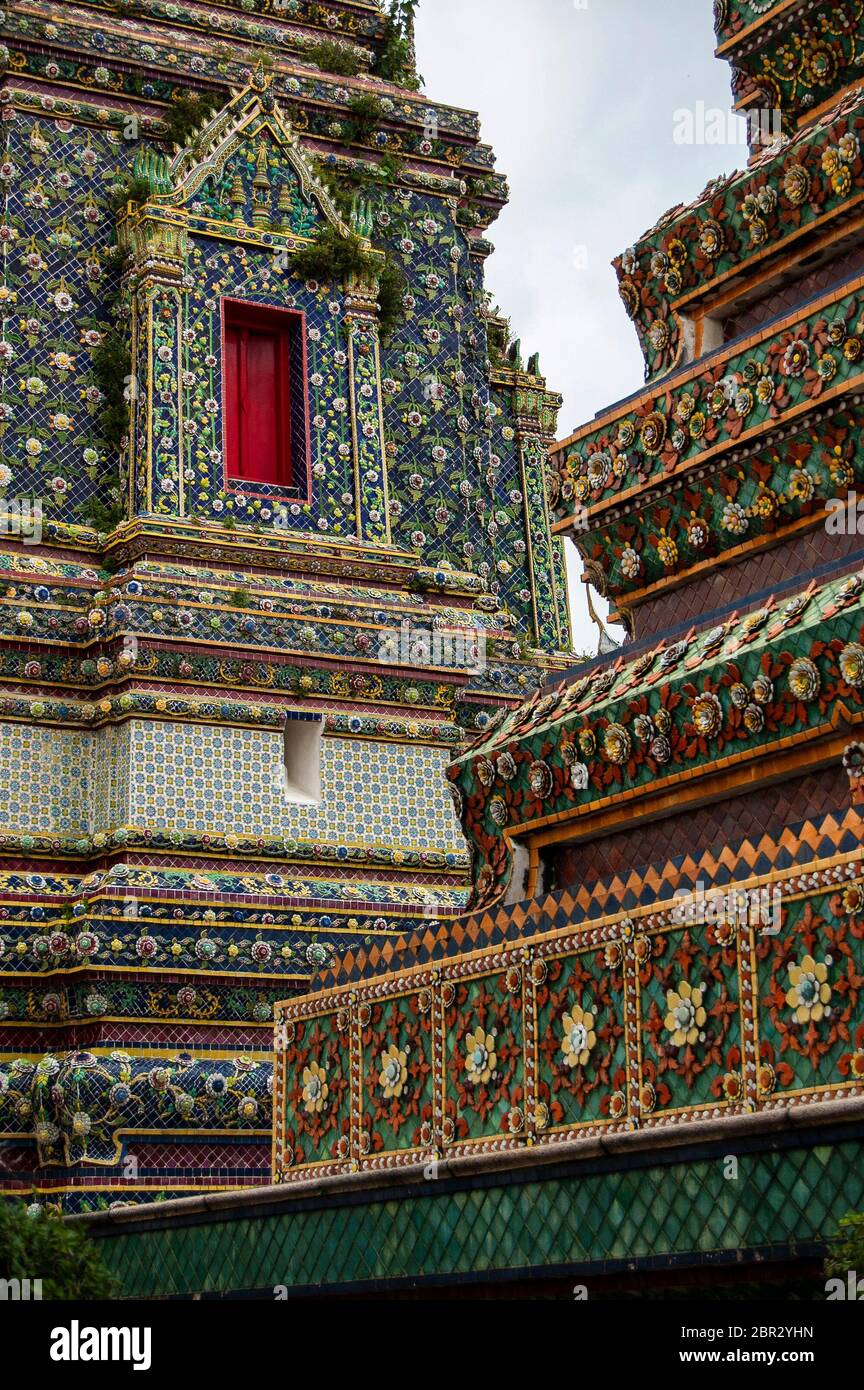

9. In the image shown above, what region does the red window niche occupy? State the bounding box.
[222,301,307,490]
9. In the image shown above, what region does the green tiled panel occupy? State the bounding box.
[95,1136,864,1297]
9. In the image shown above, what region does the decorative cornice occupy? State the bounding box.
[603,85,864,381]
[448,564,864,906]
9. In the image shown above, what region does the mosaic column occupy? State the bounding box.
[119,202,189,519]
[513,376,569,650]
[344,255,391,546]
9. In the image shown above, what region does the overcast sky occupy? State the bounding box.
[414,0,745,652]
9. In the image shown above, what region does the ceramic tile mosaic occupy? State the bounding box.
[128,720,465,850]
[0,724,93,835]
[0,4,573,1213]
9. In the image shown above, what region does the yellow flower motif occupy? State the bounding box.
[664,979,707,1047]
[464,1025,496,1084]
[561,1005,597,1068]
[785,955,832,1024]
[378,1043,408,1099]
[301,1060,328,1114]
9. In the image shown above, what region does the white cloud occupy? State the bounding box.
[414,0,746,651]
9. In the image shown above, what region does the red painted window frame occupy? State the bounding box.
[220,298,312,499]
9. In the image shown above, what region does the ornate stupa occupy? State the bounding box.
[0,0,569,1212]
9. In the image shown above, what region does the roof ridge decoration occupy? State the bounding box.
[605,85,864,383]
[714,1,864,134]
[447,565,864,907]
[153,64,352,239]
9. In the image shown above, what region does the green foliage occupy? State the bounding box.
[316,163,366,219]
[91,330,131,451]
[377,255,406,344]
[162,88,224,147]
[307,40,363,77]
[109,176,152,214]
[825,1211,864,1277]
[290,224,405,343]
[0,1202,118,1300]
[229,588,252,608]
[315,158,396,218]
[290,224,373,284]
[344,94,385,145]
[375,0,421,90]
[80,498,125,534]
[101,246,129,319]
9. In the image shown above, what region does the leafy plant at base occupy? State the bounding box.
[0,1202,118,1300]
[290,226,405,344]
[290,224,373,284]
[825,1210,864,1278]
[109,176,152,215]
[377,256,406,343]
[101,245,129,319]
[80,498,125,534]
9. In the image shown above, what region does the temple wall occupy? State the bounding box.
[630,524,864,642]
[0,718,464,850]
[1,106,570,646]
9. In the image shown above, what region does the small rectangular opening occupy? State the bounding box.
[278,713,323,806]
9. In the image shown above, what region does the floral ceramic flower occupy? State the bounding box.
[301,1060,329,1114]
[751,675,774,705]
[788,657,820,701]
[743,703,764,734]
[841,884,864,915]
[784,164,810,205]
[528,760,553,797]
[691,691,723,737]
[786,955,831,1024]
[849,1051,864,1079]
[722,500,748,534]
[620,546,641,579]
[782,339,810,377]
[464,1026,496,1084]
[487,744,513,782]
[640,411,667,455]
[722,1072,742,1100]
[650,735,671,763]
[561,1005,597,1068]
[664,979,707,1047]
[840,643,864,689]
[378,1043,408,1099]
[788,468,815,502]
[640,1082,656,1114]
[604,723,631,765]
